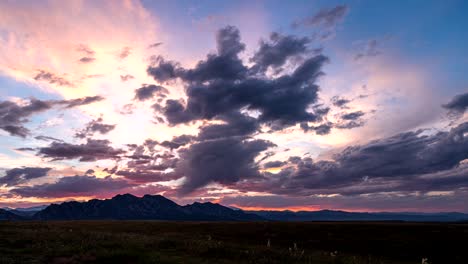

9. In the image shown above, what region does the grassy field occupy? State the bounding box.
[0,221,467,264]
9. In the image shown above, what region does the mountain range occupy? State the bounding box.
[2,194,468,222]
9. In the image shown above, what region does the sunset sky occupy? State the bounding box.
[0,0,467,212]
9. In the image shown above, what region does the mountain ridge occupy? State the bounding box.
[33,193,262,221]
[2,194,468,222]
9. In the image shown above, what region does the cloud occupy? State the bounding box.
[38,139,125,162]
[0,98,54,137]
[76,44,95,56]
[146,56,182,83]
[250,32,311,73]
[134,84,168,101]
[159,134,195,150]
[443,92,468,120]
[330,96,351,108]
[149,26,329,131]
[292,5,349,29]
[10,175,131,198]
[79,57,96,63]
[34,135,64,142]
[341,111,365,121]
[120,74,135,82]
[75,117,116,138]
[177,137,275,193]
[197,112,259,140]
[0,96,104,137]
[118,46,131,59]
[354,39,382,61]
[149,42,163,48]
[263,160,287,169]
[0,167,51,187]
[237,122,468,196]
[59,95,104,108]
[33,70,74,87]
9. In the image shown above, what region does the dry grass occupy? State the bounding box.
[0,221,467,263]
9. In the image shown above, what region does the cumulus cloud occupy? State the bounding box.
[38,139,125,162]
[0,167,51,187]
[149,26,329,131]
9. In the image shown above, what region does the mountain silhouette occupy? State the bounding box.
[33,194,262,221]
[0,208,24,221]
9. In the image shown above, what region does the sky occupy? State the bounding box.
[0,0,467,212]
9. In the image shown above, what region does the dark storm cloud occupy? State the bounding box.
[250,32,311,73]
[79,57,96,63]
[148,26,329,131]
[160,55,329,129]
[239,122,468,196]
[292,5,349,29]
[197,112,259,140]
[148,26,248,84]
[120,74,135,82]
[176,137,275,193]
[0,167,51,187]
[75,117,116,138]
[134,84,168,101]
[443,92,468,119]
[10,175,131,198]
[38,139,125,162]
[34,70,74,87]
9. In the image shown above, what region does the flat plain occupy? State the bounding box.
[1,221,467,264]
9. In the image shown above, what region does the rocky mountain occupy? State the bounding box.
[34,194,263,221]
